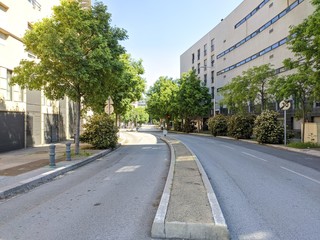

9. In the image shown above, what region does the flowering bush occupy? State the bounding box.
[253,110,284,144]
[80,113,118,149]
[208,114,228,137]
[228,114,255,139]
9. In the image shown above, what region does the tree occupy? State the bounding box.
[176,70,212,132]
[146,76,178,128]
[269,0,320,142]
[269,60,319,142]
[286,0,320,73]
[220,64,277,113]
[11,1,127,154]
[122,106,149,127]
[110,54,146,126]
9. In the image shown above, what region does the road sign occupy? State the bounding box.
[105,96,114,115]
[279,100,291,111]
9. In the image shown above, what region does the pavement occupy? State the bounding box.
[1,129,320,239]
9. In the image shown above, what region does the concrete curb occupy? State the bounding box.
[151,137,229,240]
[151,137,176,238]
[0,145,120,200]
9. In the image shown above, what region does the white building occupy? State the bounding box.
[180,0,314,127]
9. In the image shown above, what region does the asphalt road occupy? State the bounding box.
[0,131,169,240]
[172,133,320,240]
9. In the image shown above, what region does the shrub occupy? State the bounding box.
[208,114,228,136]
[228,114,255,139]
[287,141,320,149]
[253,110,284,144]
[80,113,118,149]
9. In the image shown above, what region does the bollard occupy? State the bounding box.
[66,142,71,161]
[49,144,56,167]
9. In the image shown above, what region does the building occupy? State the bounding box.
[180,0,315,131]
[0,0,86,152]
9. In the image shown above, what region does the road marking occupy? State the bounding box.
[242,152,268,162]
[280,166,320,185]
[220,144,235,150]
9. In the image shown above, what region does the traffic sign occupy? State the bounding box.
[279,100,291,111]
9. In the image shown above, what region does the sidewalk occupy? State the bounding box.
[0,142,115,199]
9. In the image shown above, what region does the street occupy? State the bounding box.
[0,131,169,240]
[1,130,320,240]
[172,133,320,240]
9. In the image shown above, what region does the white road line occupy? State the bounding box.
[242,152,268,162]
[280,166,320,185]
[220,144,235,150]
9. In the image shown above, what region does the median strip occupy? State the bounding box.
[152,136,229,240]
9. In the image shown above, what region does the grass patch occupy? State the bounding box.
[287,142,320,149]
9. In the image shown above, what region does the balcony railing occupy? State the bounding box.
[28,0,41,11]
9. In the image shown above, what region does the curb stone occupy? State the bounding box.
[0,145,120,200]
[152,137,229,240]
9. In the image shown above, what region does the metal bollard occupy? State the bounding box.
[49,144,56,167]
[66,142,71,161]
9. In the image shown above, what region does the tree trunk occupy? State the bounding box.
[75,99,81,155]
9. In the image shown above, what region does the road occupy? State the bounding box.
[0,131,169,240]
[172,133,320,240]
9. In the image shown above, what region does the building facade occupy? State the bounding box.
[180,0,316,131]
[0,0,80,152]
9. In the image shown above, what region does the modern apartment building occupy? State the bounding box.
[180,0,315,131]
[0,0,84,152]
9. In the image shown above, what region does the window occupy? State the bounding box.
[211,87,215,99]
[197,49,200,60]
[204,74,207,86]
[197,63,200,74]
[234,0,270,29]
[192,53,195,64]
[204,44,207,56]
[211,71,214,83]
[211,55,215,67]
[204,59,207,71]
[211,39,215,51]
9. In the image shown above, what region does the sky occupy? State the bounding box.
[101,0,243,88]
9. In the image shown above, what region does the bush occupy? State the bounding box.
[228,114,255,139]
[253,110,284,144]
[80,113,118,149]
[183,118,197,133]
[208,114,228,137]
[287,141,320,149]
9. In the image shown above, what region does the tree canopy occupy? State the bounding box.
[11,0,127,153]
[220,64,277,113]
[146,76,178,124]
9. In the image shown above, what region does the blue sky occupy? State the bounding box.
[101,0,243,88]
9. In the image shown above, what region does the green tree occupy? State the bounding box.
[110,54,146,126]
[220,64,277,113]
[146,76,178,129]
[11,1,127,154]
[269,0,320,142]
[176,70,212,132]
[269,61,319,142]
